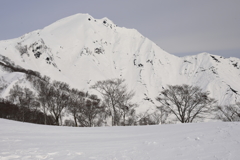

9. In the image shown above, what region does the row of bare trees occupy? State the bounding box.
[29,77,108,126]
[3,75,139,126]
[1,70,240,126]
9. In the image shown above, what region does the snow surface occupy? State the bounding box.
[0,118,240,160]
[0,13,240,113]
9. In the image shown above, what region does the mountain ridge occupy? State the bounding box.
[0,13,239,113]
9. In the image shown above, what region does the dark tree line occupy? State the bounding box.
[0,98,54,125]
[0,56,42,80]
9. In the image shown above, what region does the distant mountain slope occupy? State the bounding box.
[0,13,240,112]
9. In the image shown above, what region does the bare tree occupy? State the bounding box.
[32,76,51,125]
[34,79,70,125]
[214,103,240,121]
[67,88,86,126]
[135,111,164,126]
[156,84,216,123]
[22,88,39,110]
[76,94,105,127]
[116,89,136,126]
[149,110,169,125]
[21,87,40,121]
[64,119,75,126]
[46,81,70,125]
[91,78,135,126]
[8,85,25,121]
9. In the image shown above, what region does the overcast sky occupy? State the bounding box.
[1,0,239,58]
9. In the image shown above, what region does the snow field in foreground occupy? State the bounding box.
[0,119,240,160]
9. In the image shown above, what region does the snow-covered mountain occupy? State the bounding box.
[0,13,240,112]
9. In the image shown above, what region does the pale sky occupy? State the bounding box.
[0,0,239,58]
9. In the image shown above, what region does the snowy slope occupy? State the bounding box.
[0,118,240,160]
[0,13,240,112]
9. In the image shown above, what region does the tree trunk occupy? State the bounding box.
[43,107,47,125]
[22,107,25,122]
[74,116,78,127]
[123,111,126,126]
[55,116,59,125]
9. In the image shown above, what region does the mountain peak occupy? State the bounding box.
[44,13,118,31]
